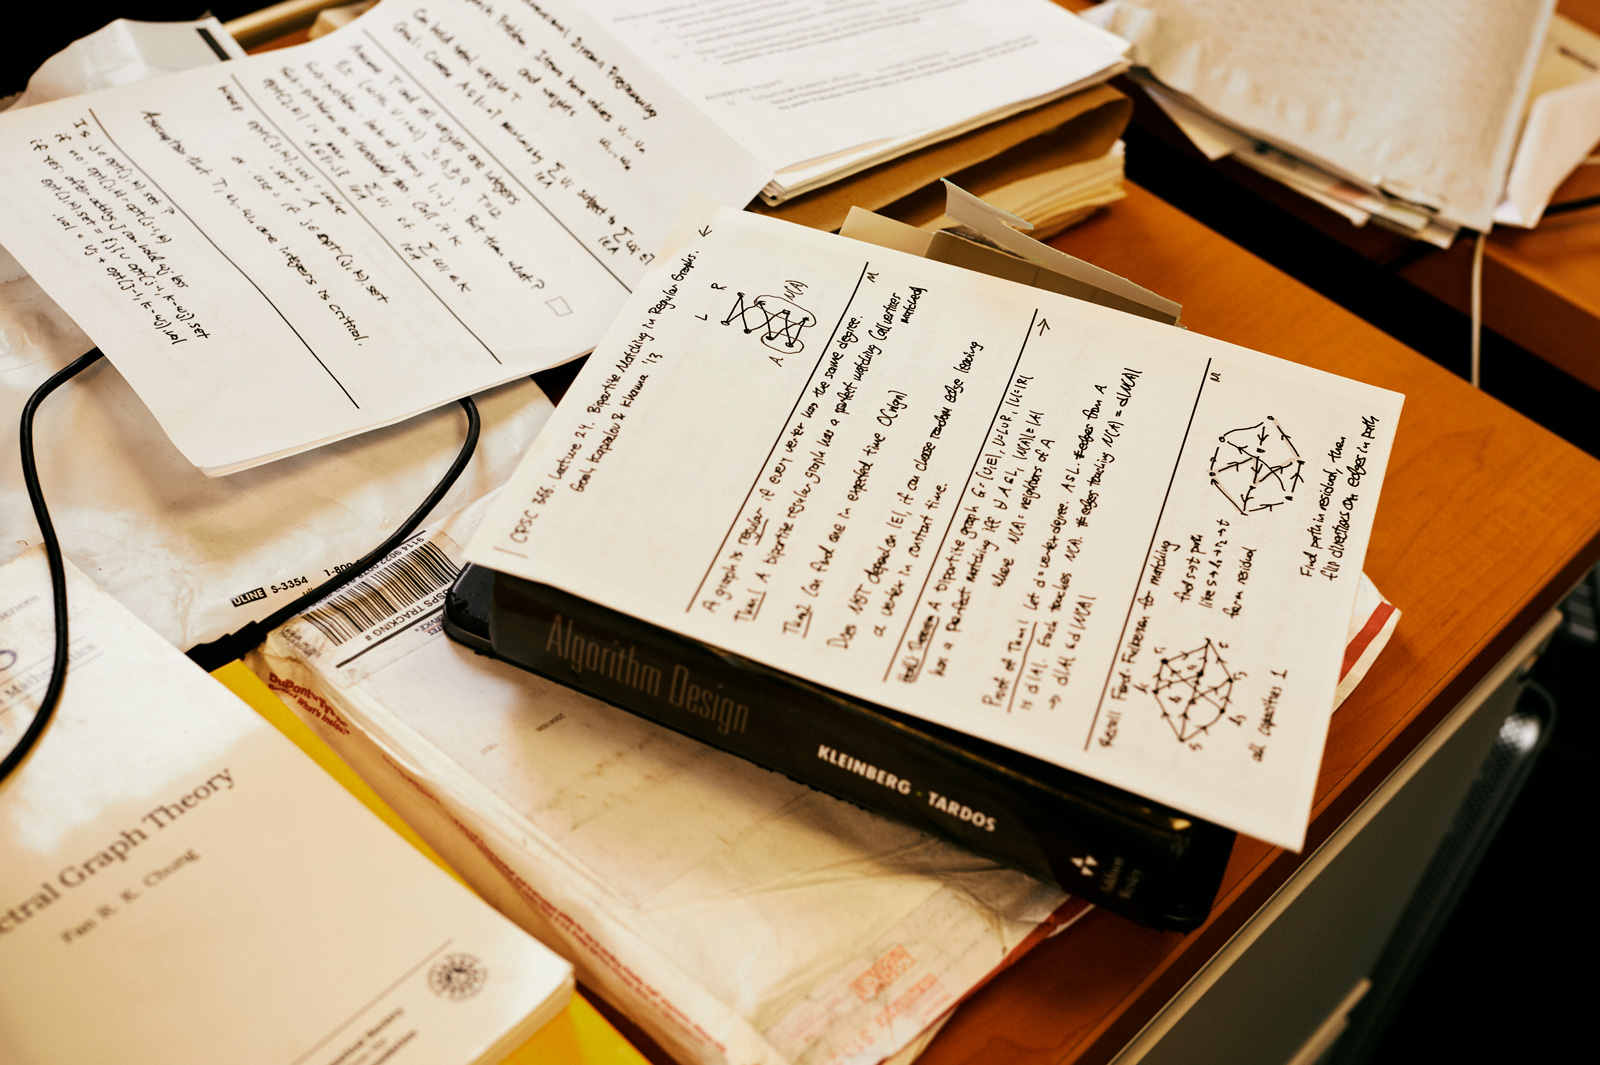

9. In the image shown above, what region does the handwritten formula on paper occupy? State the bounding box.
[0,0,767,473]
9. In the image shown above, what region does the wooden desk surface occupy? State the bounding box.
[1401,160,1600,392]
[234,9,1600,1061]
[912,180,1600,1065]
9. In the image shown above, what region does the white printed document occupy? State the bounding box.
[467,203,1404,849]
[0,0,767,473]
[593,0,1129,197]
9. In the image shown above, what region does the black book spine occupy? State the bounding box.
[451,566,1232,930]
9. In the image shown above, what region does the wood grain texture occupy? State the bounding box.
[915,181,1600,1065]
[1400,143,1600,391]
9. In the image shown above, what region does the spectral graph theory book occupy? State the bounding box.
[463,201,1403,854]
[0,548,573,1065]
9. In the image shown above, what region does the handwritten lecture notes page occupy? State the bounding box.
[0,0,768,473]
[468,203,1403,850]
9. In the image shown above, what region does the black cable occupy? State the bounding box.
[1,348,105,788]
[1543,193,1600,216]
[186,395,481,670]
[4,351,479,783]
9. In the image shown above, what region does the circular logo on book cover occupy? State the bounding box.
[428,953,488,1000]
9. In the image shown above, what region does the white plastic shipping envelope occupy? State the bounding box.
[1102,0,1556,231]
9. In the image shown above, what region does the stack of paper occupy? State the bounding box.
[302,1,1136,238]
[0,549,574,1065]
[916,141,1128,240]
[843,196,1399,716]
[302,0,1130,211]
[589,0,1131,203]
[1092,0,1597,240]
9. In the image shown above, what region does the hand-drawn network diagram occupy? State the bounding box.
[721,292,816,355]
[1150,639,1240,743]
[1209,416,1303,515]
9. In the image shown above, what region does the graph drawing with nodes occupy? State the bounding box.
[1209,416,1303,515]
[721,293,816,355]
[1150,639,1240,743]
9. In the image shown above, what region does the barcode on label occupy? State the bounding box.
[300,541,459,646]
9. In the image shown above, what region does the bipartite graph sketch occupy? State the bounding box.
[1209,416,1303,515]
[1150,639,1240,743]
[721,292,816,354]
